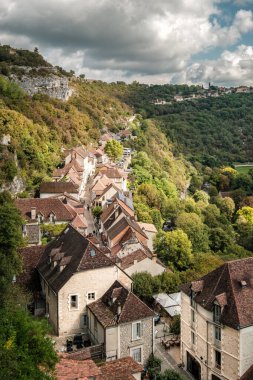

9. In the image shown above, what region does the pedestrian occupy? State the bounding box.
[87,204,90,211]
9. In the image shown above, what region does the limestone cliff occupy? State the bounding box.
[12,73,72,101]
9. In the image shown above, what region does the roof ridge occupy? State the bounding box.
[227,262,241,327]
[204,263,228,307]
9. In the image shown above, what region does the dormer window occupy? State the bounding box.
[213,303,221,324]
[49,213,56,224]
[37,214,43,223]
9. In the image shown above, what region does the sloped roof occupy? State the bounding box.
[88,280,154,327]
[97,183,120,200]
[52,159,83,177]
[138,222,157,233]
[55,358,102,380]
[71,214,87,229]
[16,198,73,222]
[17,246,45,290]
[181,257,253,329]
[107,216,148,242]
[100,357,143,380]
[120,249,148,270]
[40,182,79,194]
[37,225,114,292]
[99,167,124,179]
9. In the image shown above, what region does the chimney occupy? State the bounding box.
[152,253,157,263]
[31,207,36,220]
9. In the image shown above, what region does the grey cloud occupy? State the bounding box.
[0,0,252,84]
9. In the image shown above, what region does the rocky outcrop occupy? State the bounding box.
[0,175,25,195]
[12,73,72,101]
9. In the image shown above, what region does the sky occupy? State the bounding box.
[0,0,253,86]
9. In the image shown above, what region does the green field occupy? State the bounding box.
[235,165,253,174]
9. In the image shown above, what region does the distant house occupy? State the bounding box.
[15,198,75,245]
[117,249,165,277]
[90,175,113,200]
[37,225,132,336]
[137,222,157,251]
[40,182,79,199]
[181,257,253,380]
[96,167,128,191]
[63,146,96,185]
[16,198,74,225]
[87,280,154,364]
[93,183,120,208]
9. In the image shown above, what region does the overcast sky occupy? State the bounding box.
[0,0,253,86]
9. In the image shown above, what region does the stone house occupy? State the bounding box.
[96,167,128,192]
[181,257,253,380]
[100,198,135,234]
[63,146,96,185]
[137,222,157,251]
[36,225,132,337]
[87,280,155,365]
[93,183,120,208]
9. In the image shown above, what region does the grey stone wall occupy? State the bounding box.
[120,317,153,365]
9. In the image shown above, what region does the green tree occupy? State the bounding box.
[154,230,192,271]
[132,272,153,299]
[104,139,123,162]
[0,303,58,379]
[0,193,23,297]
[175,212,209,252]
[170,315,180,335]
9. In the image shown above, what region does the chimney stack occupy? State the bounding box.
[31,207,36,220]
[152,253,157,263]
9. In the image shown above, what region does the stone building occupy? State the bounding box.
[181,257,253,380]
[37,225,132,337]
[87,280,155,365]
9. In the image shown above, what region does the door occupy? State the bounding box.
[187,351,201,380]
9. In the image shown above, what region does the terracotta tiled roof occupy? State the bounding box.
[15,198,74,222]
[181,257,253,329]
[99,167,123,179]
[40,182,79,194]
[138,222,157,233]
[119,249,149,270]
[100,357,143,380]
[107,217,148,243]
[17,246,45,290]
[53,159,83,177]
[88,280,154,327]
[37,225,114,292]
[97,183,120,200]
[71,214,87,229]
[55,358,102,380]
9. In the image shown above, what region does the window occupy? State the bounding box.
[132,322,142,340]
[131,347,142,363]
[94,318,97,332]
[81,314,88,327]
[215,350,221,369]
[191,309,195,323]
[191,332,196,345]
[88,292,95,301]
[213,303,221,324]
[70,295,78,309]
[215,326,221,341]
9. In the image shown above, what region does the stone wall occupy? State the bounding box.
[12,74,72,100]
[120,317,153,365]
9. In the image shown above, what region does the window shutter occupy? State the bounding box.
[140,322,143,338]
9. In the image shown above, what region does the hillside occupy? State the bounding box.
[112,82,253,167]
[0,47,191,196]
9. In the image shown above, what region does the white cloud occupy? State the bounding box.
[0,1,252,84]
[185,45,253,86]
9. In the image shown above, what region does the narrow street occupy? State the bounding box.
[81,177,96,235]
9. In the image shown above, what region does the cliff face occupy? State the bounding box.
[12,74,72,100]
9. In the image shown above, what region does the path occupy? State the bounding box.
[81,178,96,235]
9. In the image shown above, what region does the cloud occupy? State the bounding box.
[184,45,253,86]
[0,1,252,84]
